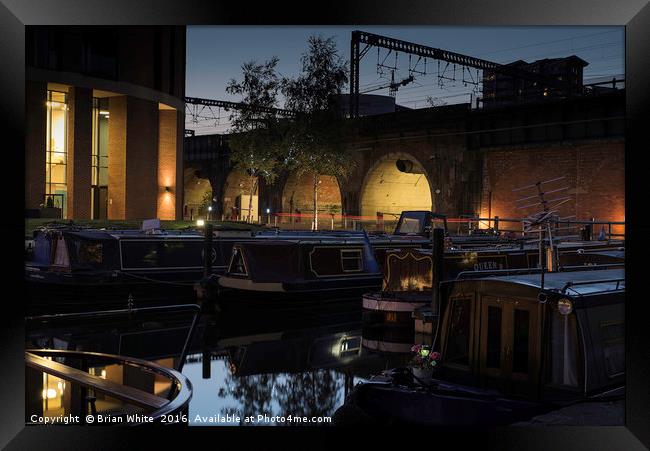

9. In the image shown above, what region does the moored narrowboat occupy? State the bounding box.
[213,238,384,305]
[337,268,625,425]
[25,226,221,313]
[362,240,624,326]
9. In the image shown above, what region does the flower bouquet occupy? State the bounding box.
[410,344,441,379]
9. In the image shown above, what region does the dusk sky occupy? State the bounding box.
[186,26,624,133]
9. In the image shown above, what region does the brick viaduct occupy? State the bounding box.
[184,90,624,229]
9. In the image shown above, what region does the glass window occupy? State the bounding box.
[121,242,160,268]
[160,241,205,267]
[600,321,624,378]
[341,249,363,272]
[120,240,211,269]
[512,309,530,373]
[74,241,103,266]
[45,90,68,217]
[486,306,502,369]
[91,98,109,219]
[445,298,472,366]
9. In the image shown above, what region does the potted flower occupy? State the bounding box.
[410,344,441,379]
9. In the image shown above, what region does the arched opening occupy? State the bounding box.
[360,153,432,220]
[281,171,342,228]
[183,168,212,220]
[223,168,259,222]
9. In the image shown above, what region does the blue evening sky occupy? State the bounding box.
[186,26,624,133]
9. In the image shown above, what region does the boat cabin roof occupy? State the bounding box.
[453,268,624,298]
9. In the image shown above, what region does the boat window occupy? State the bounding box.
[486,306,502,369]
[341,249,363,272]
[600,320,624,378]
[397,217,423,234]
[74,241,103,266]
[160,241,206,268]
[512,309,530,373]
[445,298,472,366]
[229,247,247,275]
[121,242,160,268]
[339,336,362,357]
[548,310,579,387]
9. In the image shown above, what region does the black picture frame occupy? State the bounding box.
[2,0,648,448]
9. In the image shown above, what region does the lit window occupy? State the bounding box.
[45,90,68,217]
[91,98,109,219]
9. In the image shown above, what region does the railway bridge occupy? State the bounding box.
[184,90,624,230]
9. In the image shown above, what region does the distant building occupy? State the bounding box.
[25,26,186,220]
[482,55,588,107]
[338,93,410,117]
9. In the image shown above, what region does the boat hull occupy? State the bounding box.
[25,270,201,315]
[338,380,552,425]
[208,273,383,309]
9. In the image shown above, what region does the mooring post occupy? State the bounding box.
[202,348,211,380]
[431,227,445,345]
[204,223,213,278]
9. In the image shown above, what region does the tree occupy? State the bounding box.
[226,57,284,223]
[281,35,354,230]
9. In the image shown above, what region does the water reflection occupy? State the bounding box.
[26,302,418,426]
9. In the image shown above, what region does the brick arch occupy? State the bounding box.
[277,171,343,227]
[182,165,212,220]
[358,151,434,218]
[221,167,259,221]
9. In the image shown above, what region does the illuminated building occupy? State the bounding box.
[26,26,186,220]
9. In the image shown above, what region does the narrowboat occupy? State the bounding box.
[25,226,222,313]
[337,268,625,425]
[212,237,384,305]
[362,240,624,326]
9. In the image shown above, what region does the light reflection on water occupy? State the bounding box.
[181,323,415,426]
[26,303,420,426]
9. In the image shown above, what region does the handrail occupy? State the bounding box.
[455,267,545,280]
[561,278,625,294]
[25,349,193,420]
[454,263,624,281]
[26,352,167,410]
[25,303,201,323]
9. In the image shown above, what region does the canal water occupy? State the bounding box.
[25,300,425,426]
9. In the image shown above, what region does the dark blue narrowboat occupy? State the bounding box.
[25,227,220,313]
[214,237,384,305]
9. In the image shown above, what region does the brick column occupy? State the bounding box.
[66,87,93,219]
[157,108,178,220]
[108,95,159,220]
[125,97,159,219]
[25,80,47,210]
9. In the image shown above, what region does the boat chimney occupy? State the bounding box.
[546,244,556,272]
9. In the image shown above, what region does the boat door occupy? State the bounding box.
[478,295,542,397]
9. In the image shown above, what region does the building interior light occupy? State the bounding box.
[196,219,205,227]
[99,110,110,115]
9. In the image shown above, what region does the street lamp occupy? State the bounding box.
[207,205,212,221]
